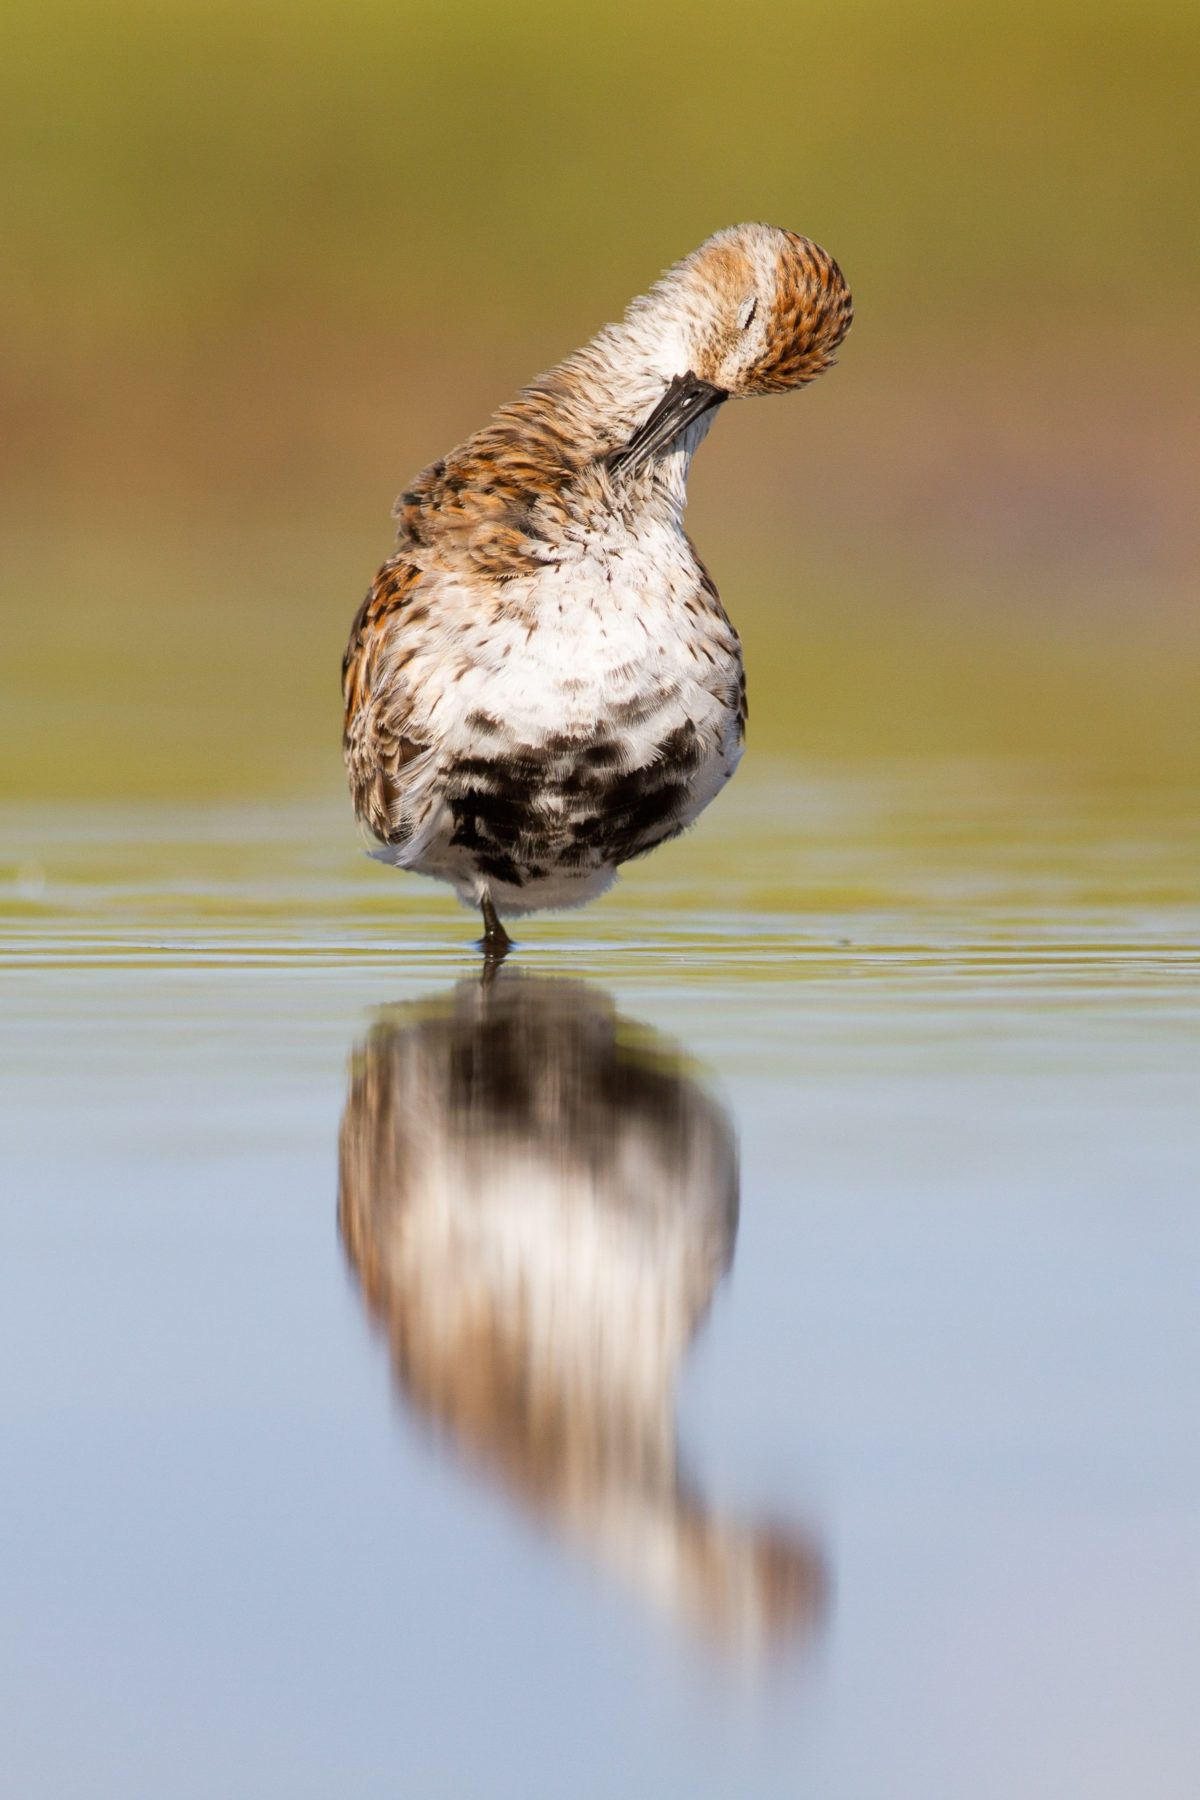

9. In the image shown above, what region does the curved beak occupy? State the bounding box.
[608,371,727,475]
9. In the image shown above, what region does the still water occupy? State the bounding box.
[3,763,1198,1798]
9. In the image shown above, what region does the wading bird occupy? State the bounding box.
[343,224,852,952]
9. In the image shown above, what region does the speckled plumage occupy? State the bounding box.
[343,223,852,941]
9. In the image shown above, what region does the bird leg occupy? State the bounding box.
[479,893,512,960]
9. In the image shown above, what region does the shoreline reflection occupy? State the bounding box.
[338,972,825,1656]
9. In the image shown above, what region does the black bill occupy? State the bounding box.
[608,371,727,475]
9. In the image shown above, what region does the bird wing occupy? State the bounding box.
[342,555,433,847]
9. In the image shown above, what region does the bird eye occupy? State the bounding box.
[737,295,758,331]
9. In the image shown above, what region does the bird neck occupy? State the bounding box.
[550,318,717,528]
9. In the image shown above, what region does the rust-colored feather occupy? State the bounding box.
[745,234,853,394]
[343,556,429,844]
[395,378,587,581]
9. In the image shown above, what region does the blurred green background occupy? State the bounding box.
[4,0,1198,804]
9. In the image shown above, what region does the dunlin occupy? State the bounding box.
[343,223,852,951]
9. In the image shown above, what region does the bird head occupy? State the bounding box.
[609,223,852,475]
[689,222,853,397]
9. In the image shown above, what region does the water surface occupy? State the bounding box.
[3,762,1198,1798]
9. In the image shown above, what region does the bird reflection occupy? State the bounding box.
[337,972,825,1655]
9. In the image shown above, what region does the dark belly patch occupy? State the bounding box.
[445,721,706,879]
